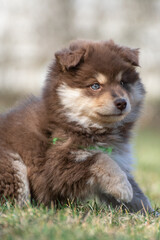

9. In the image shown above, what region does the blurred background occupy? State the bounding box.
[0,0,160,203]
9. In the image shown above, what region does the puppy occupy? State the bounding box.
[0,40,153,213]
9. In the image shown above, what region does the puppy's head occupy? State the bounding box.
[53,40,145,128]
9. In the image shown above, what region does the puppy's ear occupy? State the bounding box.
[120,47,139,67]
[55,48,86,71]
[106,40,139,67]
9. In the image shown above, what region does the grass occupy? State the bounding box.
[0,130,160,240]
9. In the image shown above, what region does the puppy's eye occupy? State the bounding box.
[90,83,101,91]
[120,80,124,86]
[120,80,127,88]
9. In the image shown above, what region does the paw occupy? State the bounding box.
[109,174,133,203]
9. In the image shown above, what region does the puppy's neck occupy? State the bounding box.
[47,116,134,145]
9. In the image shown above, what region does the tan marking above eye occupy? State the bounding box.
[115,71,123,82]
[95,73,108,85]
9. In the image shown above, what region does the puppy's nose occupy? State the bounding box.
[114,98,127,111]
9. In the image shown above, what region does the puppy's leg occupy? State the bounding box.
[42,152,133,205]
[124,176,153,213]
[89,154,133,203]
[0,152,30,206]
[97,176,154,214]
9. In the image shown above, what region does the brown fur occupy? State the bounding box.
[0,40,154,214]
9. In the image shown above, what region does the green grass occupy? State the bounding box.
[135,130,160,205]
[0,130,160,240]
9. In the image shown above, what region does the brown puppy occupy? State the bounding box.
[0,40,153,213]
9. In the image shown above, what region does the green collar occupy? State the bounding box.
[52,138,113,155]
[79,145,113,155]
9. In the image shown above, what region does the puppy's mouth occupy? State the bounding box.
[97,112,124,117]
[95,111,129,123]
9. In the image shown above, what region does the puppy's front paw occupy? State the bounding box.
[109,174,133,203]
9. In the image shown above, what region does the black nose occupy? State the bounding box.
[114,98,127,111]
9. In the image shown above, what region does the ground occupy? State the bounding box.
[0,129,160,240]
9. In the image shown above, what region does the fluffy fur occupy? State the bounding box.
[0,40,153,213]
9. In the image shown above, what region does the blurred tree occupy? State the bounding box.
[33,0,75,62]
[121,0,157,44]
